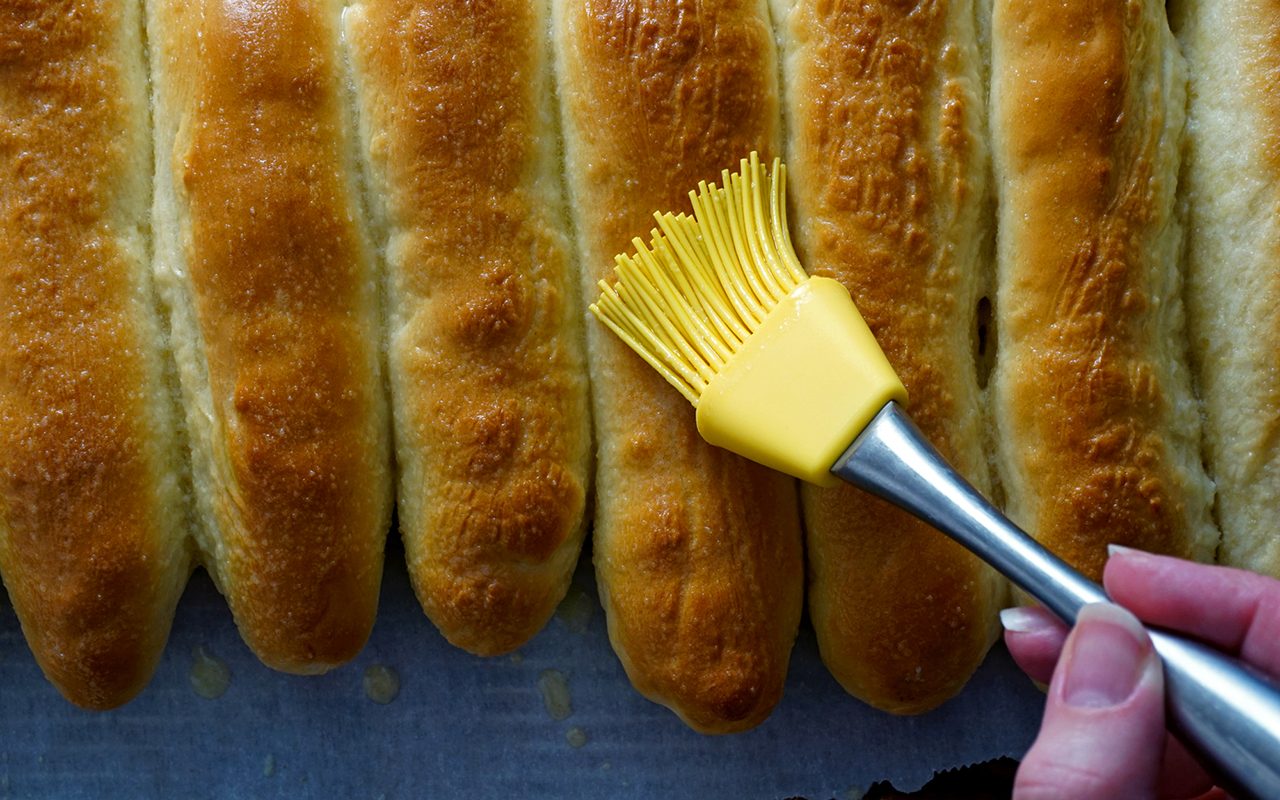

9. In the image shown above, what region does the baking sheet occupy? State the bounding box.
[0,540,1042,799]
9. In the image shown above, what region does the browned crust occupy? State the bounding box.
[991,0,1213,578]
[776,0,1002,713]
[344,0,592,655]
[554,0,804,733]
[1257,0,1280,171]
[0,0,189,708]
[152,0,390,671]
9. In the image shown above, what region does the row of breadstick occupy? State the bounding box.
[0,0,1274,733]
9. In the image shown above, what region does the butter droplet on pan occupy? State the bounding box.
[538,668,572,720]
[190,646,230,699]
[363,664,400,705]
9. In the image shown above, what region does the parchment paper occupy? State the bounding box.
[0,540,1043,799]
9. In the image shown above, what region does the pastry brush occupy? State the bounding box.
[590,152,1280,800]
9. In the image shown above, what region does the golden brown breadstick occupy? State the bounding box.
[552,0,805,733]
[771,0,1006,713]
[148,0,392,672]
[344,0,592,655]
[0,0,191,708]
[989,0,1217,579]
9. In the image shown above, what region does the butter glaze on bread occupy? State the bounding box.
[0,0,191,708]
[553,0,804,733]
[771,0,1005,714]
[345,0,592,655]
[148,0,391,672]
[1173,0,1280,577]
[989,0,1217,579]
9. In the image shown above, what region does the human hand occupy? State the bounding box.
[1000,546,1280,799]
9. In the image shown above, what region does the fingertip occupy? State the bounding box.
[1106,543,1146,559]
[1015,603,1165,799]
[1002,606,1067,686]
[1102,550,1280,668]
[1075,601,1150,647]
[1000,605,1057,634]
[1056,603,1159,710]
[1102,545,1178,599]
[1102,543,1162,586]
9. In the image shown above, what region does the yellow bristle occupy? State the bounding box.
[593,275,703,404]
[697,180,768,326]
[591,152,907,484]
[589,155,808,407]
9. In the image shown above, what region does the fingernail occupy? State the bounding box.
[1000,606,1050,633]
[1061,603,1154,709]
[1106,543,1146,559]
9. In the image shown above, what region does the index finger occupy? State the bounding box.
[1103,547,1280,678]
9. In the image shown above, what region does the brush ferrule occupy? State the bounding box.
[695,277,907,486]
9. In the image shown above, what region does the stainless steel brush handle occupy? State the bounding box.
[832,401,1280,800]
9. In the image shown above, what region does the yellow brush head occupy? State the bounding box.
[590,153,907,486]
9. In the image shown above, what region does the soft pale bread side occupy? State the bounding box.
[771,0,1005,713]
[0,0,190,708]
[989,0,1217,579]
[1173,0,1280,577]
[344,0,592,656]
[148,0,392,672]
[552,0,804,734]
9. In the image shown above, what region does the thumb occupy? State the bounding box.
[1015,602,1166,800]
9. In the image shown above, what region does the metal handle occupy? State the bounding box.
[831,401,1280,800]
